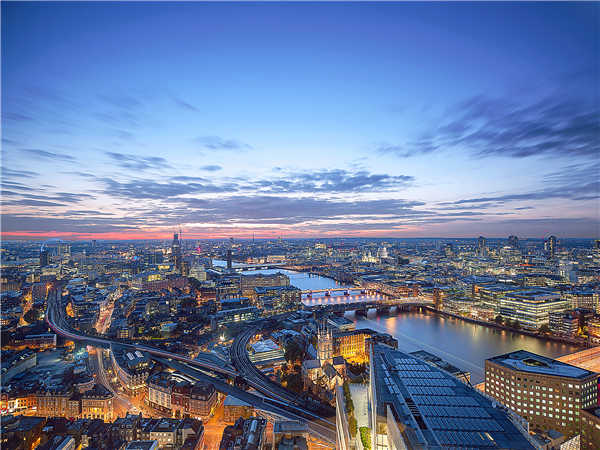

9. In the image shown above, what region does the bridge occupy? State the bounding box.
[303,296,433,314]
[225,262,288,272]
[301,287,379,295]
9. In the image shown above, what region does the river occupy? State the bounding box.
[215,262,580,383]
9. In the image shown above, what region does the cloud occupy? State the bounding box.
[100,177,237,199]
[251,169,414,194]
[2,112,35,122]
[378,94,599,160]
[195,136,252,151]
[20,148,76,162]
[200,165,222,172]
[1,167,39,179]
[105,152,171,171]
[172,97,200,112]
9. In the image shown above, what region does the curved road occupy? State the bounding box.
[231,324,336,419]
[46,293,238,377]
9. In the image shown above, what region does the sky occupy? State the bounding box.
[1,1,599,240]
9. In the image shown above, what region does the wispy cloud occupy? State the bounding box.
[378,94,599,160]
[105,152,171,171]
[195,135,252,151]
[20,148,76,162]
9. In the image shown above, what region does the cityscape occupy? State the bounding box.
[1,2,599,450]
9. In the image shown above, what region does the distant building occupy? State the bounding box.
[549,311,578,337]
[485,350,598,438]
[172,233,182,273]
[478,236,487,257]
[499,289,568,330]
[508,235,519,249]
[546,235,557,258]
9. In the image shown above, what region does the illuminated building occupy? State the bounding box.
[485,350,598,438]
[80,384,114,421]
[499,289,568,330]
[110,346,152,395]
[546,235,558,258]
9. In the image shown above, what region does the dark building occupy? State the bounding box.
[226,249,233,270]
[477,236,486,257]
[172,233,182,273]
[508,235,519,249]
[40,250,49,267]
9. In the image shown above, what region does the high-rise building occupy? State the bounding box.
[226,249,233,270]
[171,233,182,273]
[508,235,519,249]
[369,344,534,449]
[478,236,486,257]
[40,249,49,267]
[546,235,557,258]
[485,350,598,438]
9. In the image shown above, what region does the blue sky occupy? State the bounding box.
[1,2,599,239]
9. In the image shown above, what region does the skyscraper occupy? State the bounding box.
[508,235,519,248]
[40,249,49,267]
[477,236,486,257]
[172,232,182,273]
[546,235,557,258]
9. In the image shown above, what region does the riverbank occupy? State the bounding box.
[427,307,590,349]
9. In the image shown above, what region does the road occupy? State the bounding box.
[46,293,237,377]
[46,289,336,444]
[231,325,336,418]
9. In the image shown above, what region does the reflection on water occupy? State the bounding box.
[350,311,580,384]
[227,266,580,385]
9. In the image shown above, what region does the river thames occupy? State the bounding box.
[221,264,580,383]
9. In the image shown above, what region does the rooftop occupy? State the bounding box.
[371,344,535,449]
[487,350,597,379]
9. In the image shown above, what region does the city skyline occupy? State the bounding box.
[2,2,599,240]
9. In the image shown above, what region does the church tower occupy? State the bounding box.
[317,321,333,364]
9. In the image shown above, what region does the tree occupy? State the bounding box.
[538,324,551,334]
[359,426,371,450]
[494,315,504,325]
[348,415,358,436]
[284,341,304,363]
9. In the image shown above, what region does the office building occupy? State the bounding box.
[546,235,557,258]
[370,344,534,449]
[485,350,598,438]
[499,289,568,330]
[508,235,519,249]
[478,236,487,257]
[549,311,579,337]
